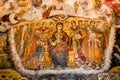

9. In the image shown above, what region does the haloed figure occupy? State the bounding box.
[87,30,103,69]
[49,23,70,68]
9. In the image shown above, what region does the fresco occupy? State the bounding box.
[0,0,115,23]
[12,16,110,71]
[0,0,120,79]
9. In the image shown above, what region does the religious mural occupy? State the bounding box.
[0,0,120,79]
[13,16,109,71]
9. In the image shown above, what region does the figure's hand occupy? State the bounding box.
[56,39,60,44]
[44,45,48,49]
[51,41,56,46]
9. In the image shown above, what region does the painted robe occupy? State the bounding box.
[88,33,103,63]
[49,31,70,68]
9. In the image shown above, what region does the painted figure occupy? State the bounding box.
[14,25,25,55]
[88,32,101,61]
[87,28,103,69]
[74,0,97,18]
[23,26,33,61]
[43,0,75,18]
[98,1,113,23]
[78,20,84,28]
[33,22,50,68]
[32,0,42,8]
[23,22,49,69]
[70,20,87,67]
[96,23,108,48]
[23,0,44,20]
[33,22,49,57]
[49,23,70,68]
[75,31,87,67]
[48,21,54,33]
[74,1,84,17]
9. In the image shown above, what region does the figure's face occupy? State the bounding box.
[74,1,79,7]
[71,21,76,25]
[75,34,82,39]
[57,24,62,30]
[42,22,47,27]
[42,4,47,11]
[90,21,95,26]
[32,0,42,8]
[65,21,69,25]
[49,22,54,26]
[56,34,61,39]
[78,21,83,26]
[71,21,76,29]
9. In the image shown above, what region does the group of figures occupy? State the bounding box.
[0,0,119,26]
[14,16,109,70]
[0,0,120,79]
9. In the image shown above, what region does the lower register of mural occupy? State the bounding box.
[6,15,116,77]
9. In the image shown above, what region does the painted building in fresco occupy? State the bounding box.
[0,0,120,80]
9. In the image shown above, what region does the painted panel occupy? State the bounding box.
[0,0,119,78]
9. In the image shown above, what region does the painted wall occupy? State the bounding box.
[0,0,120,80]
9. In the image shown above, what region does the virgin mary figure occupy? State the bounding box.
[49,23,70,68]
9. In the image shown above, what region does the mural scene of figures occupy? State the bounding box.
[0,0,118,26]
[1,0,120,79]
[13,16,109,70]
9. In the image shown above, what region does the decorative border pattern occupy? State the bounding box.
[0,69,27,80]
